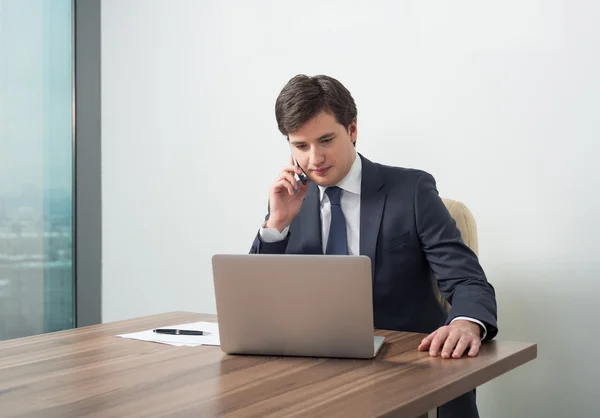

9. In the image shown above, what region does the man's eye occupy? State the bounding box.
[321,138,333,144]
[296,144,307,150]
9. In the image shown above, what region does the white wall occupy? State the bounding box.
[102,1,600,417]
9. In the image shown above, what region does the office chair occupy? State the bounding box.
[434,198,479,313]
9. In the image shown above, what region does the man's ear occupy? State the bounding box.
[349,118,358,146]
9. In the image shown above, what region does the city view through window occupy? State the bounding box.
[0,0,74,340]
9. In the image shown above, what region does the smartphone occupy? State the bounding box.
[292,154,308,186]
[288,137,308,187]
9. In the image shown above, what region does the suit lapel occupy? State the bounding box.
[359,154,386,277]
[297,182,323,254]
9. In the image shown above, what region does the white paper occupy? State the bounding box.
[118,321,220,347]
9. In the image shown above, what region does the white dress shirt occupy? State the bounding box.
[259,150,486,339]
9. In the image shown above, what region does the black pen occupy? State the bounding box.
[153,328,206,336]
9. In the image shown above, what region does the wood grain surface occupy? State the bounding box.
[0,312,536,418]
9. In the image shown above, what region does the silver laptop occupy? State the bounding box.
[211,254,384,359]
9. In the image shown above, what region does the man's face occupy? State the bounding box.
[288,111,357,188]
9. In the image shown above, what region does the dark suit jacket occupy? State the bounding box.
[249,153,497,418]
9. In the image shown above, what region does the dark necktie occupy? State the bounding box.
[325,186,348,255]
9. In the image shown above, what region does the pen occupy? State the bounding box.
[153,328,206,336]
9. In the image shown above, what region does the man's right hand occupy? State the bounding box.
[266,156,310,232]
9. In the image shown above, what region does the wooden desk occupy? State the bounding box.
[0,312,536,418]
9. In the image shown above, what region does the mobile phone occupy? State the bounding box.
[288,137,308,187]
[292,154,308,185]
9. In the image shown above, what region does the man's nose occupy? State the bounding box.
[309,148,325,166]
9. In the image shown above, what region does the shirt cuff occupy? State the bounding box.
[259,222,290,243]
[451,316,487,340]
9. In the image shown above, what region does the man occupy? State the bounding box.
[250,74,497,418]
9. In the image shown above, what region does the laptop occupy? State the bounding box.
[211,254,385,359]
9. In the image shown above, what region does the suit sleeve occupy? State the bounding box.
[249,209,290,254]
[414,172,498,340]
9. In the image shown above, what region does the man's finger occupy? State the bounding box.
[273,180,295,196]
[429,327,449,357]
[468,339,482,357]
[278,172,299,190]
[441,331,460,359]
[418,330,437,351]
[280,166,303,176]
[452,335,470,359]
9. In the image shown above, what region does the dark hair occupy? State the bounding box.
[275,74,357,136]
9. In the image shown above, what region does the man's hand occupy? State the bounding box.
[265,155,310,232]
[418,320,482,359]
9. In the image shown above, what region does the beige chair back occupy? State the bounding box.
[434,198,479,312]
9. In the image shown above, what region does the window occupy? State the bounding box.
[0,0,74,339]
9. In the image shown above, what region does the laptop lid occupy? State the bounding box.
[212,254,379,359]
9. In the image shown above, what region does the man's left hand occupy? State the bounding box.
[418,320,482,359]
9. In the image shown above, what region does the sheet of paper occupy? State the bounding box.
[118,321,220,347]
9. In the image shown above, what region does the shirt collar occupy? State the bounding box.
[318,150,362,202]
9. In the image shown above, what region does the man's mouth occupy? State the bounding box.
[313,167,331,175]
